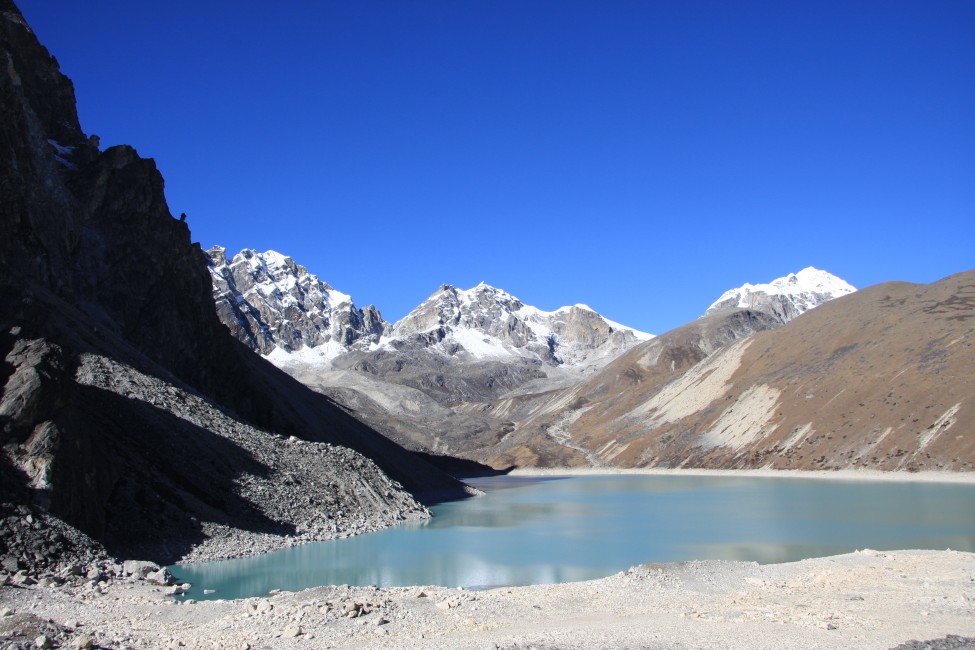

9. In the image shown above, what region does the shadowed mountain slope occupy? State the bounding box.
[0,1,468,563]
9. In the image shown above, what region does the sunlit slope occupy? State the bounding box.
[488,271,974,471]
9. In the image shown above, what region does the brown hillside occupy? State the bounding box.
[489,271,974,471]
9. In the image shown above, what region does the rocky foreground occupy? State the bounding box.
[1,550,973,649]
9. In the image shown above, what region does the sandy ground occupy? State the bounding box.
[1,549,973,649]
[507,467,975,484]
[3,469,974,649]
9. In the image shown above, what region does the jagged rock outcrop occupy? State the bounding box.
[206,247,388,358]
[705,267,856,324]
[0,1,469,567]
[208,260,653,371]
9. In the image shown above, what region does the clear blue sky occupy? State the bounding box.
[17,1,975,334]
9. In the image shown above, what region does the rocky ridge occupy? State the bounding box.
[206,248,654,372]
[382,281,653,367]
[207,247,388,359]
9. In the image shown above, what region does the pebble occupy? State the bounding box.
[282,625,303,638]
[72,636,94,649]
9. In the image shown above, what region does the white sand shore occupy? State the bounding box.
[506,467,975,484]
[5,470,973,648]
[2,550,974,649]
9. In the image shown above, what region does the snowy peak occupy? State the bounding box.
[705,267,856,323]
[389,283,653,366]
[206,249,652,370]
[206,247,388,362]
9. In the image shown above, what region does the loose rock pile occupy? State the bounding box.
[70,352,434,565]
[890,636,975,650]
[0,503,109,585]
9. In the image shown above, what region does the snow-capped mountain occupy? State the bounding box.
[206,248,652,371]
[206,247,389,362]
[384,282,654,367]
[704,267,856,323]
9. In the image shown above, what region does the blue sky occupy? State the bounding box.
[18,1,975,334]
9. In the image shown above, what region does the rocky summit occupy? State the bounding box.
[207,247,388,359]
[705,266,857,324]
[206,257,656,459]
[0,0,469,575]
[383,281,653,368]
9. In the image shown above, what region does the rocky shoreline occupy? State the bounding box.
[3,469,975,648]
[508,466,975,483]
[2,549,974,649]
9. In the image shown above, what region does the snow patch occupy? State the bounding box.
[448,328,513,360]
[706,267,856,316]
[47,139,77,169]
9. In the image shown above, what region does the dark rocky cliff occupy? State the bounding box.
[0,0,469,564]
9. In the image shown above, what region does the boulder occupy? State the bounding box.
[146,567,174,586]
[123,560,160,579]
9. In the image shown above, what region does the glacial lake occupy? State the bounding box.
[171,474,975,601]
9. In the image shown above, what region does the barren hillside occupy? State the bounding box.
[487,271,974,471]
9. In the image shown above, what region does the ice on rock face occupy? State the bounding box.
[205,248,390,361]
[390,282,653,365]
[207,248,653,370]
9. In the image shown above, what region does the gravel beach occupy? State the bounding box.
[2,549,974,649]
[506,467,975,483]
[4,468,974,649]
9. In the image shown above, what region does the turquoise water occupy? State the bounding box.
[170,475,975,600]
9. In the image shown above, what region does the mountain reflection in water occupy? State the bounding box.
[171,475,975,600]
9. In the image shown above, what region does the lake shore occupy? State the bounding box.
[2,549,974,649]
[4,469,975,648]
[505,466,975,484]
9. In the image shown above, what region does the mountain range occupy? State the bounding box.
[203,246,971,474]
[2,0,972,581]
[206,247,974,474]
[207,247,653,369]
